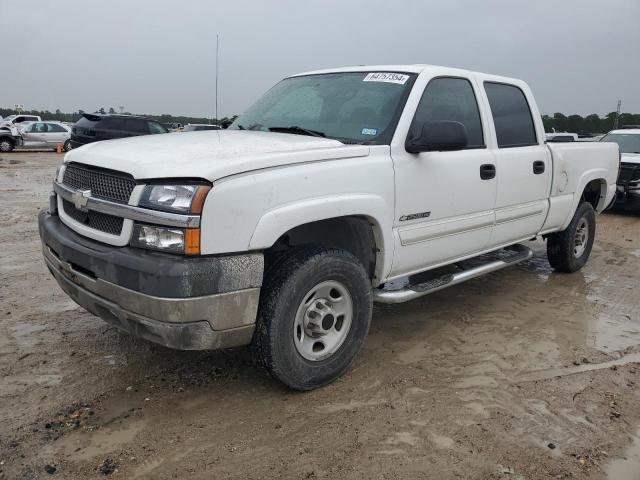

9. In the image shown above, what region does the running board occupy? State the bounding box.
[373,244,533,304]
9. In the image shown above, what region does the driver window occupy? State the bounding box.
[411,77,485,149]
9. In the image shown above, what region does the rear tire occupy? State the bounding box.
[253,246,372,390]
[547,202,595,273]
[0,137,14,152]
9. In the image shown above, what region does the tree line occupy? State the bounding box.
[0,107,237,128]
[2,106,639,134]
[542,112,639,134]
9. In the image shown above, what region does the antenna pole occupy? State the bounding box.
[613,99,621,130]
[215,34,219,125]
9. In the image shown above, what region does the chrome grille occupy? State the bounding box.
[62,163,136,204]
[62,199,124,235]
[619,163,640,184]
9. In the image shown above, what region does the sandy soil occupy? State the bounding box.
[1,151,640,480]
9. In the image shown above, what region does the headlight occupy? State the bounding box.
[130,224,200,255]
[139,184,210,214]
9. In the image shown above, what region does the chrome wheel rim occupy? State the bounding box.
[0,140,11,152]
[293,280,353,361]
[574,217,589,258]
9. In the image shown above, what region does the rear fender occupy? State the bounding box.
[560,169,609,230]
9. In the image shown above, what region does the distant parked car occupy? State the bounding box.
[0,114,41,130]
[600,128,640,207]
[182,123,221,132]
[70,114,168,148]
[546,132,577,142]
[19,121,72,151]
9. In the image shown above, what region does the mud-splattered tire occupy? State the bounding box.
[547,202,596,273]
[253,246,372,391]
[0,137,14,152]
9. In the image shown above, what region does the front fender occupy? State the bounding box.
[249,194,394,279]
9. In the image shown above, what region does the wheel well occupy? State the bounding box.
[265,216,378,281]
[581,179,605,210]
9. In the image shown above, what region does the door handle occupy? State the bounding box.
[533,161,545,174]
[480,164,496,180]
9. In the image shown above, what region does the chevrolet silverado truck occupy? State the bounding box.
[39,65,619,390]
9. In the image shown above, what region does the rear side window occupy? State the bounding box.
[99,118,125,130]
[47,123,67,133]
[484,82,537,148]
[411,77,484,148]
[123,118,148,133]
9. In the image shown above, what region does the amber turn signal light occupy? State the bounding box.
[190,186,211,215]
[184,228,201,255]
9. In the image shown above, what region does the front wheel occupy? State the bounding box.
[0,137,14,152]
[63,139,72,152]
[547,202,596,273]
[253,246,372,390]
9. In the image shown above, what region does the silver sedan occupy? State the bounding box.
[19,121,72,151]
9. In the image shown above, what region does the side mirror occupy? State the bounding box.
[406,120,468,153]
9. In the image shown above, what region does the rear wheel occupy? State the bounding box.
[253,246,372,390]
[547,202,596,273]
[0,137,14,152]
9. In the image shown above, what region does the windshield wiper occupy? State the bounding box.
[269,126,326,138]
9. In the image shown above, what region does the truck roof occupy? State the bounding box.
[291,64,524,86]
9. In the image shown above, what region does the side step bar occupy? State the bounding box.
[373,244,533,304]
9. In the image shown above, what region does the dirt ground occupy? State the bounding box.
[1,151,640,480]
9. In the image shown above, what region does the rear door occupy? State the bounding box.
[482,81,551,247]
[44,123,69,145]
[390,75,497,277]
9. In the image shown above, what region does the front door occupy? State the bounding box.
[21,122,48,147]
[390,76,498,278]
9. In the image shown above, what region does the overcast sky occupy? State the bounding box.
[1,0,638,118]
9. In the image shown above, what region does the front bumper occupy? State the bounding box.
[39,211,264,350]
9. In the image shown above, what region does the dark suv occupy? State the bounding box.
[70,114,168,148]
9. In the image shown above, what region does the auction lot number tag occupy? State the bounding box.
[363,72,409,84]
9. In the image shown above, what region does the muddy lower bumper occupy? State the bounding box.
[38,211,263,350]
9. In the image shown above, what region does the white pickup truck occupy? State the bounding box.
[39,65,619,390]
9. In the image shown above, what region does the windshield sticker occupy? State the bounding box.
[363,72,409,85]
[361,127,378,136]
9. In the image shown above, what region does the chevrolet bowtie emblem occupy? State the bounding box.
[72,189,91,211]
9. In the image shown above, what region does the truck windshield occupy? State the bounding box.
[600,133,640,154]
[230,72,417,144]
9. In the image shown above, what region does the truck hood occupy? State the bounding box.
[621,152,640,165]
[64,130,370,181]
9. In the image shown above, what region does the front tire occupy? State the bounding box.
[253,246,372,390]
[63,140,72,152]
[0,138,14,152]
[547,202,596,273]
